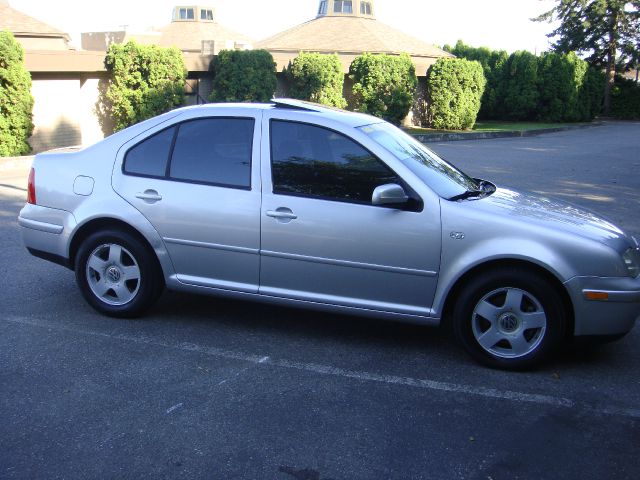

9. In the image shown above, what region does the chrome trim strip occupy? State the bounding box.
[583,289,640,303]
[18,216,64,235]
[261,250,437,277]
[164,237,259,255]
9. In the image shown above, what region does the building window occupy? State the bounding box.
[360,1,372,15]
[333,1,353,14]
[201,9,213,20]
[179,8,195,20]
[318,1,327,14]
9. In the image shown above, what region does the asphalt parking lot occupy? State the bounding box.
[1,122,639,479]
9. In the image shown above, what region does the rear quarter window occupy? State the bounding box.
[123,127,175,177]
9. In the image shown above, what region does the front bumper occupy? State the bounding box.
[565,275,640,336]
[18,203,76,265]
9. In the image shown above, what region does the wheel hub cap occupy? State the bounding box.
[498,312,520,333]
[107,266,122,283]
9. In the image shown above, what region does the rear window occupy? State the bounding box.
[124,127,175,177]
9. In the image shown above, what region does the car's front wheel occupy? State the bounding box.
[453,267,567,370]
[75,229,163,318]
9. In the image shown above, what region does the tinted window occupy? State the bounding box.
[271,120,400,204]
[170,118,254,188]
[124,127,175,177]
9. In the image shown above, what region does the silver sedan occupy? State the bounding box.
[18,99,640,369]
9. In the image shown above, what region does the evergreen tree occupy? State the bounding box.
[0,31,34,156]
[533,0,640,115]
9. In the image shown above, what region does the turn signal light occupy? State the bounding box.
[584,291,609,301]
[27,167,36,205]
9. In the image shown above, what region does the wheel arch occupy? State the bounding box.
[68,217,167,287]
[440,259,575,339]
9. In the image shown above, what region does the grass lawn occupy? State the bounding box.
[405,121,590,135]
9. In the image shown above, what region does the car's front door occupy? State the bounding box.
[259,114,442,316]
[113,111,261,293]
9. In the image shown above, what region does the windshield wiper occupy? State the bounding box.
[448,189,485,201]
[449,179,496,201]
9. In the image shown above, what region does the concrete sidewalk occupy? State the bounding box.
[0,155,33,174]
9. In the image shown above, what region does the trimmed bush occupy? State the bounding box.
[286,52,346,108]
[444,40,508,120]
[426,58,486,130]
[349,53,417,125]
[501,51,540,120]
[0,31,34,156]
[611,76,640,119]
[105,41,186,131]
[210,49,277,103]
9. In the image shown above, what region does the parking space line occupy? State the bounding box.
[5,315,640,419]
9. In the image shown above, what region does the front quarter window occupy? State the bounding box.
[358,122,480,199]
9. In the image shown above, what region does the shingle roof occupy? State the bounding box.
[257,15,452,59]
[152,20,253,52]
[0,2,70,40]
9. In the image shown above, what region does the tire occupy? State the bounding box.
[452,267,567,370]
[75,229,163,318]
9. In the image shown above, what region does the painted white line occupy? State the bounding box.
[166,403,183,415]
[4,315,639,418]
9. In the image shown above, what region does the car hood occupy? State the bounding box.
[474,187,632,251]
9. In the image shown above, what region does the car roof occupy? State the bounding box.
[174,99,384,128]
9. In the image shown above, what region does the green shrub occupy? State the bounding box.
[501,51,539,120]
[426,58,486,130]
[286,52,346,108]
[0,31,34,156]
[210,50,277,103]
[105,41,186,131]
[611,76,640,119]
[444,40,508,120]
[349,53,417,125]
[579,67,604,120]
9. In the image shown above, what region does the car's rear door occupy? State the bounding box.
[112,108,262,293]
[259,111,442,316]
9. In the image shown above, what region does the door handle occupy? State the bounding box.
[266,209,297,220]
[135,190,163,203]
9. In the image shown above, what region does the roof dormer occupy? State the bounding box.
[172,5,215,22]
[317,0,375,18]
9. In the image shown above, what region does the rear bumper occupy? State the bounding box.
[18,203,76,265]
[565,275,640,336]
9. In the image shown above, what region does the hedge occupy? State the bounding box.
[210,49,277,103]
[286,52,346,108]
[0,31,34,156]
[105,41,186,131]
[611,76,640,119]
[426,58,486,130]
[349,53,417,125]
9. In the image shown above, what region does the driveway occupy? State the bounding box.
[1,123,639,480]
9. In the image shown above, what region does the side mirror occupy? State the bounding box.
[372,183,409,206]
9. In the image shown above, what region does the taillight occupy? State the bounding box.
[27,167,36,205]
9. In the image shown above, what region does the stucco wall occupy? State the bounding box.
[29,74,109,153]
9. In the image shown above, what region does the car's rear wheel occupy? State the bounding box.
[453,267,567,370]
[75,229,163,318]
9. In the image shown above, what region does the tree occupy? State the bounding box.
[349,53,417,125]
[105,41,186,131]
[286,53,346,108]
[533,0,640,116]
[426,58,486,130]
[210,50,277,103]
[0,31,34,156]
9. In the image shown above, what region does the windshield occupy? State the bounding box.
[358,122,480,198]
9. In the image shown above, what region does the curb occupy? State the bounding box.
[412,122,602,143]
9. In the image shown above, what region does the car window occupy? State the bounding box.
[169,118,254,188]
[270,120,401,204]
[124,127,175,177]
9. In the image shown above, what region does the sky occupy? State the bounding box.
[12,0,558,54]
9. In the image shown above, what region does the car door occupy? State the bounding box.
[259,112,442,316]
[112,110,261,293]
